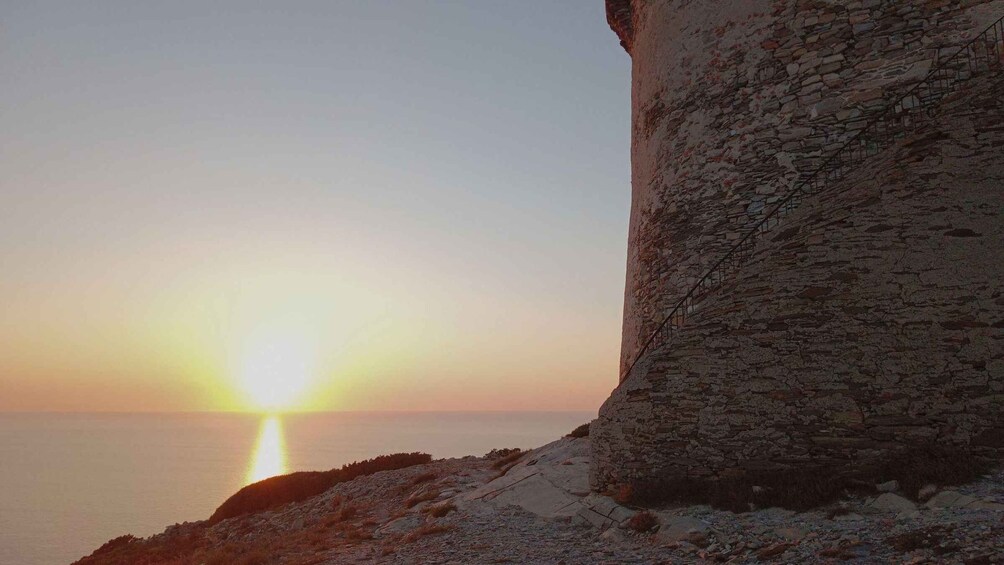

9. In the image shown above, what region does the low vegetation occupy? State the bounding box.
[404,488,440,508]
[204,546,272,565]
[210,452,432,523]
[626,511,657,533]
[76,530,222,565]
[612,483,634,505]
[87,535,139,557]
[488,449,528,480]
[485,447,521,459]
[402,523,452,544]
[567,423,590,438]
[425,502,456,518]
[333,503,357,522]
[409,472,437,486]
[490,450,525,470]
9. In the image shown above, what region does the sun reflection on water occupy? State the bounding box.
[246,416,289,484]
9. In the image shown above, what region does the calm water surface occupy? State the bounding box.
[0,411,592,565]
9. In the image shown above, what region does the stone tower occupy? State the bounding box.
[592,0,1004,492]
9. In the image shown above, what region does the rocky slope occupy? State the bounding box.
[77,437,1004,564]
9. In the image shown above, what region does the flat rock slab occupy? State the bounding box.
[516,437,591,496]
[464,437,634,528]
[572,494,636,530]
[374,515,423,538]
[927,490,978,509]
[470,470,583,518]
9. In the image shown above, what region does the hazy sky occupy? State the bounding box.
[0,1,630,412]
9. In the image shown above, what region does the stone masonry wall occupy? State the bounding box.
[593,0,1004,490]
[593,79,1004,489]
[617,0,1004,373]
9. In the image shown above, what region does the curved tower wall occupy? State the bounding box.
[593,0,1004,490]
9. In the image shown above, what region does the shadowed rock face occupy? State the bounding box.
[606,0,633,53]
[592,0,1004,492]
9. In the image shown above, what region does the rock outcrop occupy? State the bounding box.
[76,438,1004,564]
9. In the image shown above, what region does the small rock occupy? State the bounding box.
[600,528,628,542]
[775,526,807,541]
[926,490,977,509]
[655,515,712,544]
[917,484,939,502]
[758,507,796,519]
[756,542,794,560]
[869,493,916,513]
[877,480,899,493]
[678,541,700,553]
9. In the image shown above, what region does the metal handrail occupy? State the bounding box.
[619,14,1004,384]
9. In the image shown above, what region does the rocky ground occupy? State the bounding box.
[78,437,1004,564]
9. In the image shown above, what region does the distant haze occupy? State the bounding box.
[0,1,629,412]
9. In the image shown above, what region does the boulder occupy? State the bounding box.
[869,493,916,513]
[917,484,938,501]
[655,515,712,544]
[876,480,899,493]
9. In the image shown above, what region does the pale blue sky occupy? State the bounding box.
[0,1,631,411]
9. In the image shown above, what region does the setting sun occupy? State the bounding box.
[238,335,316,412]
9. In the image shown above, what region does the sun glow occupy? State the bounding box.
[239,333,316,411]
[246,416,289,484]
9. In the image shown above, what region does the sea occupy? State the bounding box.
[0,411,593,565]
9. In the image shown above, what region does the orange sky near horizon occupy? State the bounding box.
[0,244,622,412]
